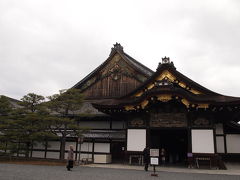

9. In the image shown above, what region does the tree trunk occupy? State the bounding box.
[60,123,67,160]
[25,142,30,158]
[60,136,66,160]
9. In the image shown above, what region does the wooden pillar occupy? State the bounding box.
[124,116,129,152]
[30,143,33,158]
[146,115,150,148]
[92,139,95,162]
[75,139,78,161]
[17,141,20,157]
[223,123,227,154]
[110,118,112,130]
[213,128,217,154]
[124,129,128,163]
[187,111,192,152]
[44,140,48,159]
[187,128,192,152]
[224,134,227,154]
[146,128,150,148]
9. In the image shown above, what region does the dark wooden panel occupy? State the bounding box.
[149,113,187,127]
[84,75,141,98]
[128,118,146,128]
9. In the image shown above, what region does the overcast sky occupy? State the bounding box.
[1,0,240,100]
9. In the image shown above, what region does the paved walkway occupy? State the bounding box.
[85,162,240,176]
[0,163,240,180]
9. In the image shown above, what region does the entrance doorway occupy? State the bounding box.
[150,129,188,164]
[111,141,125,163]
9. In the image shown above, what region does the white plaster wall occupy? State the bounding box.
[94,154,112,163]
[112,121,124,129]
[94,143,110,153]
[191,129,214,153]
[78,121,110,129]
[81,142,93,152]
[127,129,146,151]
[32,151,45,158]
[65,142,76,151]
[64,152,74,160]
[80,153,92,160]
[226,134,240,153]
[18,153,25,157]
[33,142,45,150]
[47,141,60,150]
[46,152,60,159]
[215,124,224,135]
[216,136,225,153]
[64,152,68,160]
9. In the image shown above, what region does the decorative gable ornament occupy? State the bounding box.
[157,57,175,70]
[162,56,170,64]
[110,42,124,56]
[155,78,173,87]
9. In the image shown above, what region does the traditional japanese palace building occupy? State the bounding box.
[30,43,240,166]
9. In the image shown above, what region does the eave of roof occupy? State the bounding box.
[92,60,240,109]
[92,86,240,109]
[0,95,20,103]
[122,62,220,98]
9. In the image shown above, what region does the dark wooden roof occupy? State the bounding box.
[122,61,219,97]
[92,57,240,109]
[0,95,21,109]
[72,43,153,90]
[93,86,240,108]
[71,43,155,113]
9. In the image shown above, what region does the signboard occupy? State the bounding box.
[150,149,159,176]
[150,149,159,157]
[150,157,159,165]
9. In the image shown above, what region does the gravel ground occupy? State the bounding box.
[0,163,239,180]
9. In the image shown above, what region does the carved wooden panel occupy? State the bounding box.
[81,53,148,98]
[149,113,187,127]
[83,75,141,98]
[128,118,146,128]
[192,117,210,127]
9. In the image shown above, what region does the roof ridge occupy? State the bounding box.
[72,44,153,90]
[123,52,154,75]
[0,95,20,102]
[172,69,220,96]
[119,63,223,98]
[72,57,107,89]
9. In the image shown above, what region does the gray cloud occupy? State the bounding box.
[1,0,240,99]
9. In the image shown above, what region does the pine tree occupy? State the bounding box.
[17,93,55,158]
[0,95,12,115]
[0,94,55,159]
[46,88,85,160]
[0,95,14,157]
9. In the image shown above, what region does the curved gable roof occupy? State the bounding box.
[123,60,219,98]
[72,43,153,90]
[92,57,240,109]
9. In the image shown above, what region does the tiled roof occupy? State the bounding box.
[72,43,153,90]
[92,61,240,108]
